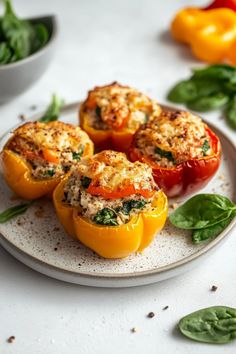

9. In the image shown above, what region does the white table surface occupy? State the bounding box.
[0,0,235,353]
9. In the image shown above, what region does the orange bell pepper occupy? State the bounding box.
[171,7,236,63]
[53,177,168,259]
[80,102,135,152]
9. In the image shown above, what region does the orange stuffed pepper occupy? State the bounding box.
[0,121,93,200]
[129,110,221,197]
[79,82,161,152]
[53,150,167,259]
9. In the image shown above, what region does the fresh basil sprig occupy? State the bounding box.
[179,306,236,344]
[0,201,33,223]
[39,94,64,123]
[0,0,49,65]
[169,194,236,243]
[167,64,236,130]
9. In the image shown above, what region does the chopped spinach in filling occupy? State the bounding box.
[201,139,210,156]
[155,147,175,163]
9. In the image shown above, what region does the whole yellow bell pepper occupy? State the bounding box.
[53,176,168,259]
[171,7,236,63]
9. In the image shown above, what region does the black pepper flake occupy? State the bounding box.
[19,114,26,121]
[211,285,218,292]
[7,336,15,343]
[54,248,58,251]
[163,306,169,310]
[147,311,155,318]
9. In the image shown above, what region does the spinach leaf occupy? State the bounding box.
[179,306,236,344]
[0,42,12,64]
[117,199,147,215]
[45,169,55,177]
[155,147,175,162]
[226,95,236,130]
[0,201,33,223]
[95,106,101,118]
[167,80,198,103]
[201,139,210,156]
[93,208,118,226]
[31,23,49,53]
[81,176,92,189]
[192,213,235,243]
[169,194,236,230]
[187,93,229,112]
[192,64,236,83]
[72,146,84,161]
[39,94,64,122]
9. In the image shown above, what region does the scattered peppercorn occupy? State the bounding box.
[211,285,218,292]
[163,306,169,310]
[131,327,138,333]
[7,336,15,343]
[147,311,155,318]
[54,247,58,251]
[19,114,26,121]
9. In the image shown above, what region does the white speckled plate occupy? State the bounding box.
[0,103,235,288]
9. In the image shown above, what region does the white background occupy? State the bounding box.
[0,0,235,353]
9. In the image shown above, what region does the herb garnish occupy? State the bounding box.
[72,146,84,161]
[0,0,49,65]
[167,64,236,130]
[39,94,64,123]
[0,201,33,223]
[179,306,236,344]
[169,194,236,243]
[201,139,210,156]
[93,208,118,226]
[81,176,92,189]
[155,147,175,162]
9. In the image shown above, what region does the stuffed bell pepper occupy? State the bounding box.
[53,150,167,258]
[79,82,161,152]
[129,110,221,197]
[0,121,94,200]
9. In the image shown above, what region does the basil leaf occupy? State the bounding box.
[155,147,175,162]
[93,208,118,226]
[226,96,236,130]
[179,306,236,344]
[0,201,33,223]
[192,64,236,83]
[39,94,64,122]
[187,93,229,112]
[192,213,235,243]
[81,176,92,189]
[169,194,236,230]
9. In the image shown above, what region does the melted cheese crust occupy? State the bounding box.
[81,82,161,131]
[7,121,93,179]
[77,150,156,192]
[134,110,214,167]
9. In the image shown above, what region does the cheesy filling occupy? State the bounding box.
[7,121,92,180]
[63,151,158,225]
[82,82,161,131]
[134,111,214,168]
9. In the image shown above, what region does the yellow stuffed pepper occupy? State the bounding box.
[0,121,94,200]
[79,82,161,153]
[53,150,167,259]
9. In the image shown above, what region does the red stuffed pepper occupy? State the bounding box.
[129,110,221,197]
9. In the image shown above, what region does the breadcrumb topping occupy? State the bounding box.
[134,110,214,167]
